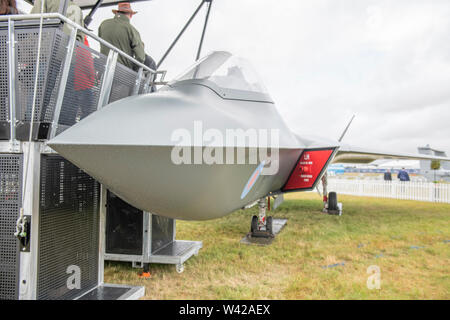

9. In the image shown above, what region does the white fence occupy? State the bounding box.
[325,179,450,204]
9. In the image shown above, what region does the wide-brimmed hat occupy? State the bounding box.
[112,2,138,15]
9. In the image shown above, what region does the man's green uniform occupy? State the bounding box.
[31,0,84,42]
[98,14,145,70]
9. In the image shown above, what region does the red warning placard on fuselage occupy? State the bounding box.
[282,148,336,192]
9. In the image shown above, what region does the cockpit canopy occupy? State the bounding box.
[169,51,273,103]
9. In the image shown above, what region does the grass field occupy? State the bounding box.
[104,193,450,299]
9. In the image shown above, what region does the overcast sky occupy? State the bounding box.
[84,0,450,154]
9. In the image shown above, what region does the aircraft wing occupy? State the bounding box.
[333,144,450,164]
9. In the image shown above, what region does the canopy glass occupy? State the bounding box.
[172,51,271,101]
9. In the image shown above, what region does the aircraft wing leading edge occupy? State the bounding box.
[333,144,450,164]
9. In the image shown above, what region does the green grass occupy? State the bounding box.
[104,193,450,299]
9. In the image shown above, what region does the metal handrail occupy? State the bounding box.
[0,13,165,78]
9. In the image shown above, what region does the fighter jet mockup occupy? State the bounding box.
[48,51,450,235]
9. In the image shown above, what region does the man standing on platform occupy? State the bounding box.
[98,2,146,70]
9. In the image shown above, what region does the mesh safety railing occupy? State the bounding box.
[0,13,166,145]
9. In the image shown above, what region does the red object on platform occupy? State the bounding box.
[74,36,95,91]
[282,149,334,191]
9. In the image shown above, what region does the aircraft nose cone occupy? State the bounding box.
[48,85,300,221]
[47,91,244,221]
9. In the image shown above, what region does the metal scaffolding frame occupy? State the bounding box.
[0,13,168,300]
[0,13,166,148]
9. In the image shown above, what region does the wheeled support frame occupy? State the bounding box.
[321,172,342,215]
[104,192,202,274]
[249,197,274,238]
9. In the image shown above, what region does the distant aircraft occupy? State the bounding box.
[48,52,450,236]
[418,145,450,182]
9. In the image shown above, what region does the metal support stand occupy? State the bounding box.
[104,192,202,274]
[247,197,274,239]
[240,196,288,245]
